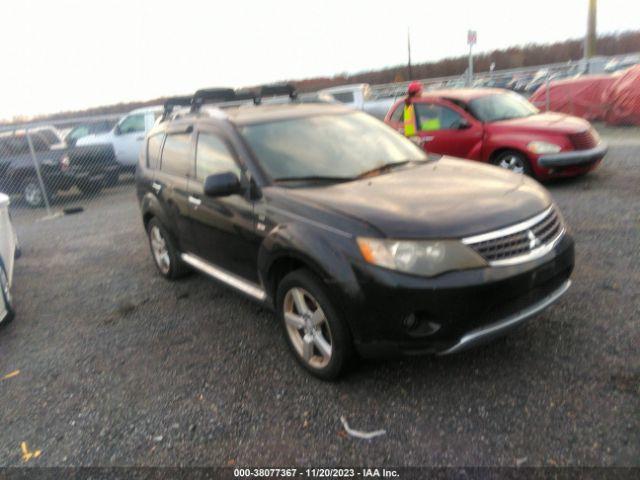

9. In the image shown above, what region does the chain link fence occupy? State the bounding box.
[0,114,134,222]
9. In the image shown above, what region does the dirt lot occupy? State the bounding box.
[1,126,638,467]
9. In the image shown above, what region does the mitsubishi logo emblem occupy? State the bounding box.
[527,230,541,250]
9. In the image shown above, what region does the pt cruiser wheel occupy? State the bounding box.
[146,218,190,280]
[492,151,532,175]
[277,270,352,379]
[0,264,14,326]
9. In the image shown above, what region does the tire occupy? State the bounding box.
[22,177,50,208]
[0,263,15,327]
[491,150,533,176]
[146,217,190,280]
[276,269,353,380]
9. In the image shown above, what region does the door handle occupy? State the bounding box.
[152,182,162,193]
[188,195,202,207]
[136,136,145,141]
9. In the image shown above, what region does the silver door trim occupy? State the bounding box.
[181,253,266,301]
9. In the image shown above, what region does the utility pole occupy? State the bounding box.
[407,27,413,80]
[584,0,597,59]
[467,30,477,87]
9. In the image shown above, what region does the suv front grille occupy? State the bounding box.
[463,207,564,266]
[569,129,598,150]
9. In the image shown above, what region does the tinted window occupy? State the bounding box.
[331,91,355,104]
[195,133,240,181]
[160,133,191,177]
[147,133,165,170]
[415,103,464,131]
[118,114,146,134]
[37,129,60,144]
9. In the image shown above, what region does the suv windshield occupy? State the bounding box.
[469,93,539,122]
[240,112,427,182]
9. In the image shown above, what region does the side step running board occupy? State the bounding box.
[181,253,267,301]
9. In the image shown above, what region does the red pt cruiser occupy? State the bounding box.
[385,88,607,180]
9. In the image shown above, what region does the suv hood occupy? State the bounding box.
[490,112,590,134]
[284,157,552,239]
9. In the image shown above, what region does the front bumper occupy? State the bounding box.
[344,233,574,358]
[538,143,608,168]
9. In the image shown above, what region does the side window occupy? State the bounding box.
[160,133,192,177]
[390,103,405,123]
[147,133,164,170]
[195,133,241,182]
[415,103,464,131]
[118,114,146,134]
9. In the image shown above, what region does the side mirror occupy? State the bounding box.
[457,119,472,130]
[204,172,243,197]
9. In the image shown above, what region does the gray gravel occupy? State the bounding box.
[0,126,638,467]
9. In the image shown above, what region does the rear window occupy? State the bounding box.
[147,133,164,170]
[160,133,191,177]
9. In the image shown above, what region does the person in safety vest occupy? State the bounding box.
[403,81,423,137]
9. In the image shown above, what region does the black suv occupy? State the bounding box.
[0,130,119,207]
[136,86,574,379]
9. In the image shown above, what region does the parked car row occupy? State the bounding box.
[135,85,576,379]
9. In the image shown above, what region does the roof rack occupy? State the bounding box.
[160,83,300,121]
[161,96,192,120]
[191,88,238,111]
[255,83,297,104]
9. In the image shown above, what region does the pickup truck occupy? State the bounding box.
[318,83,395,120]
[76,106,162,172]
[0,131,118,207]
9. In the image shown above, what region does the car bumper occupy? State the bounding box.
[538,143,608,168]
[343,233,574,358]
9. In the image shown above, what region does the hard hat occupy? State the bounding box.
[407,81,423,96]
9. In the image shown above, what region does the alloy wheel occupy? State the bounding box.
[24,182,43,207]
[150,225,171,274]
[283,287,333,369]
[498,154,526,174]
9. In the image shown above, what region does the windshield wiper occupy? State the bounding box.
[356,159,419,179]
[273,175,355,183]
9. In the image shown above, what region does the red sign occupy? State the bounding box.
[467,30,477,46]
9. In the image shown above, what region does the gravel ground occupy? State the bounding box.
[0,127,638,468]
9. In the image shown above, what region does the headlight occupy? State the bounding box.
[528,141,562,154]
[357,238,487,277]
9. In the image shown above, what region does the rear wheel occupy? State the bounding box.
[277,270,352,380]
[146,218,190,279]
[492,151,532,176]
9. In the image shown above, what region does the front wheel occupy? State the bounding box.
[22,177,51,208]
[491,151,532,176]
[277,270,353,380]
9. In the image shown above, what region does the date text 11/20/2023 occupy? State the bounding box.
[233,468,400,478]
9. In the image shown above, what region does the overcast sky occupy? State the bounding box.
[1,0,638,119]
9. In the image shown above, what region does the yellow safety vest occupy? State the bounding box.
[403,103,416,137]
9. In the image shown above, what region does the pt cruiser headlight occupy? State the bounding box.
[528,141,562,154]
[357,238,487,277]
